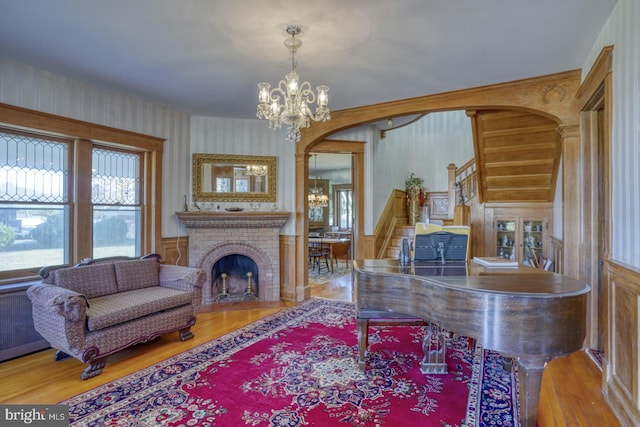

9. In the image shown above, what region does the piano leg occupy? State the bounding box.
[357,318,369,370]
[515,355,547,427]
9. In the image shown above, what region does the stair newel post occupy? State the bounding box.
[409,197,419,226]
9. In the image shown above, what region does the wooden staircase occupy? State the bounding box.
[386,225,415,259]
[468,109,561,203]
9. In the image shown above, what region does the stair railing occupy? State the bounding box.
[373,189,408,258]
[448,159,476,210]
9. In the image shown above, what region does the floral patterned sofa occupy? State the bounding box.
[27,254,205,380]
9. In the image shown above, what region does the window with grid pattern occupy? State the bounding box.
[0,129,70,275]
[0,104,162,284]
[91,147,142,258]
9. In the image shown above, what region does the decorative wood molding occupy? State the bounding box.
[0,102,164,150]
[575,45,613,109]
[300,70,581,146]
[574,45,613,358]
[175,211,290,229]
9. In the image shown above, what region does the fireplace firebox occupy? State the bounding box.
[212,254,259,301]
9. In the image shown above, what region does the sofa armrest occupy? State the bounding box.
[159,265,205,314]
[159,265,205,290]
[26,284,89,322]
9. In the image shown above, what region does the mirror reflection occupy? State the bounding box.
[200,164,266,193]
[193,154,276,202]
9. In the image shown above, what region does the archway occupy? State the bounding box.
[291,70,582,301]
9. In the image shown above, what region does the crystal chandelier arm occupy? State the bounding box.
[298,81,314,100]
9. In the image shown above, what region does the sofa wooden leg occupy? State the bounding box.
[81,357,107,380]
[179,328,194,341]
[54,350,72,362]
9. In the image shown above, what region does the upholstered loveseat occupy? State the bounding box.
[27,254,205,379]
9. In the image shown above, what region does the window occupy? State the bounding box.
[0,103,164,284]
[92,147,141,258]
[216,177,231,192]
[0,129,70,278]
[333,185,353,230]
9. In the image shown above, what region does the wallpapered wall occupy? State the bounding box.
[582,0,639,268]
[369,111,475,223]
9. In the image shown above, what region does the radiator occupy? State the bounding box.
[0,288,49,362]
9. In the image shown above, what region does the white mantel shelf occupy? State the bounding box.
[175,211,290,229]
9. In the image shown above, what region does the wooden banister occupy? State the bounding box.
[373,189,408,258]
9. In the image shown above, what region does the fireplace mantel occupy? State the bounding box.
[176,211,290,229]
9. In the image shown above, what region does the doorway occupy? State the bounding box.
[577,46,612,351]
[307,152,354,287]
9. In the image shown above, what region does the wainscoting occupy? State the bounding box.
[604,260,640,427]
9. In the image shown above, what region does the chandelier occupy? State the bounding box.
[246,164,267,177]
[257,24,330,143]
[308,154,329,209]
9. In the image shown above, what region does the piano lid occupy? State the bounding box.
[353,259,590,297]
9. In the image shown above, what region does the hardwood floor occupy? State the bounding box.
[0,274,620,427]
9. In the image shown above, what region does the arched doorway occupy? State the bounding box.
[291,70,582,302]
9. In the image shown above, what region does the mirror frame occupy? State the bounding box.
[192,153,277,202]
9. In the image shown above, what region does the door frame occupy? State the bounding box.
[575,45,613,350]
[295,139,364,301]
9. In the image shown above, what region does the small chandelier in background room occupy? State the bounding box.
[257,24,330,143]
[246,164,267,177]
[308,154,328,209]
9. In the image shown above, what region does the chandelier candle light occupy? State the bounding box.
[308,154,328,209]
[257,24,330,143]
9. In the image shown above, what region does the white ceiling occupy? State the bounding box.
[0,0,617,121]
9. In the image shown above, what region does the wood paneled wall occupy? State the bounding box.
[604,260,640,427]
[159,236,189,266]
[279,235,297,302]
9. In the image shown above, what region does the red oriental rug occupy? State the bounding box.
[61,298,519,426]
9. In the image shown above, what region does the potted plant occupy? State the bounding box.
[405,172,429,225]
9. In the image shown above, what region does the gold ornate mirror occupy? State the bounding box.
[192,153,277,202]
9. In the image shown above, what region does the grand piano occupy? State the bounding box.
[353,258,590,427]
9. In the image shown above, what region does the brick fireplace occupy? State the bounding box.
[175,211,290,305]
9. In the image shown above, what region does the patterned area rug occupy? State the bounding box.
[61,299,518,426]
[308,262,351,285]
